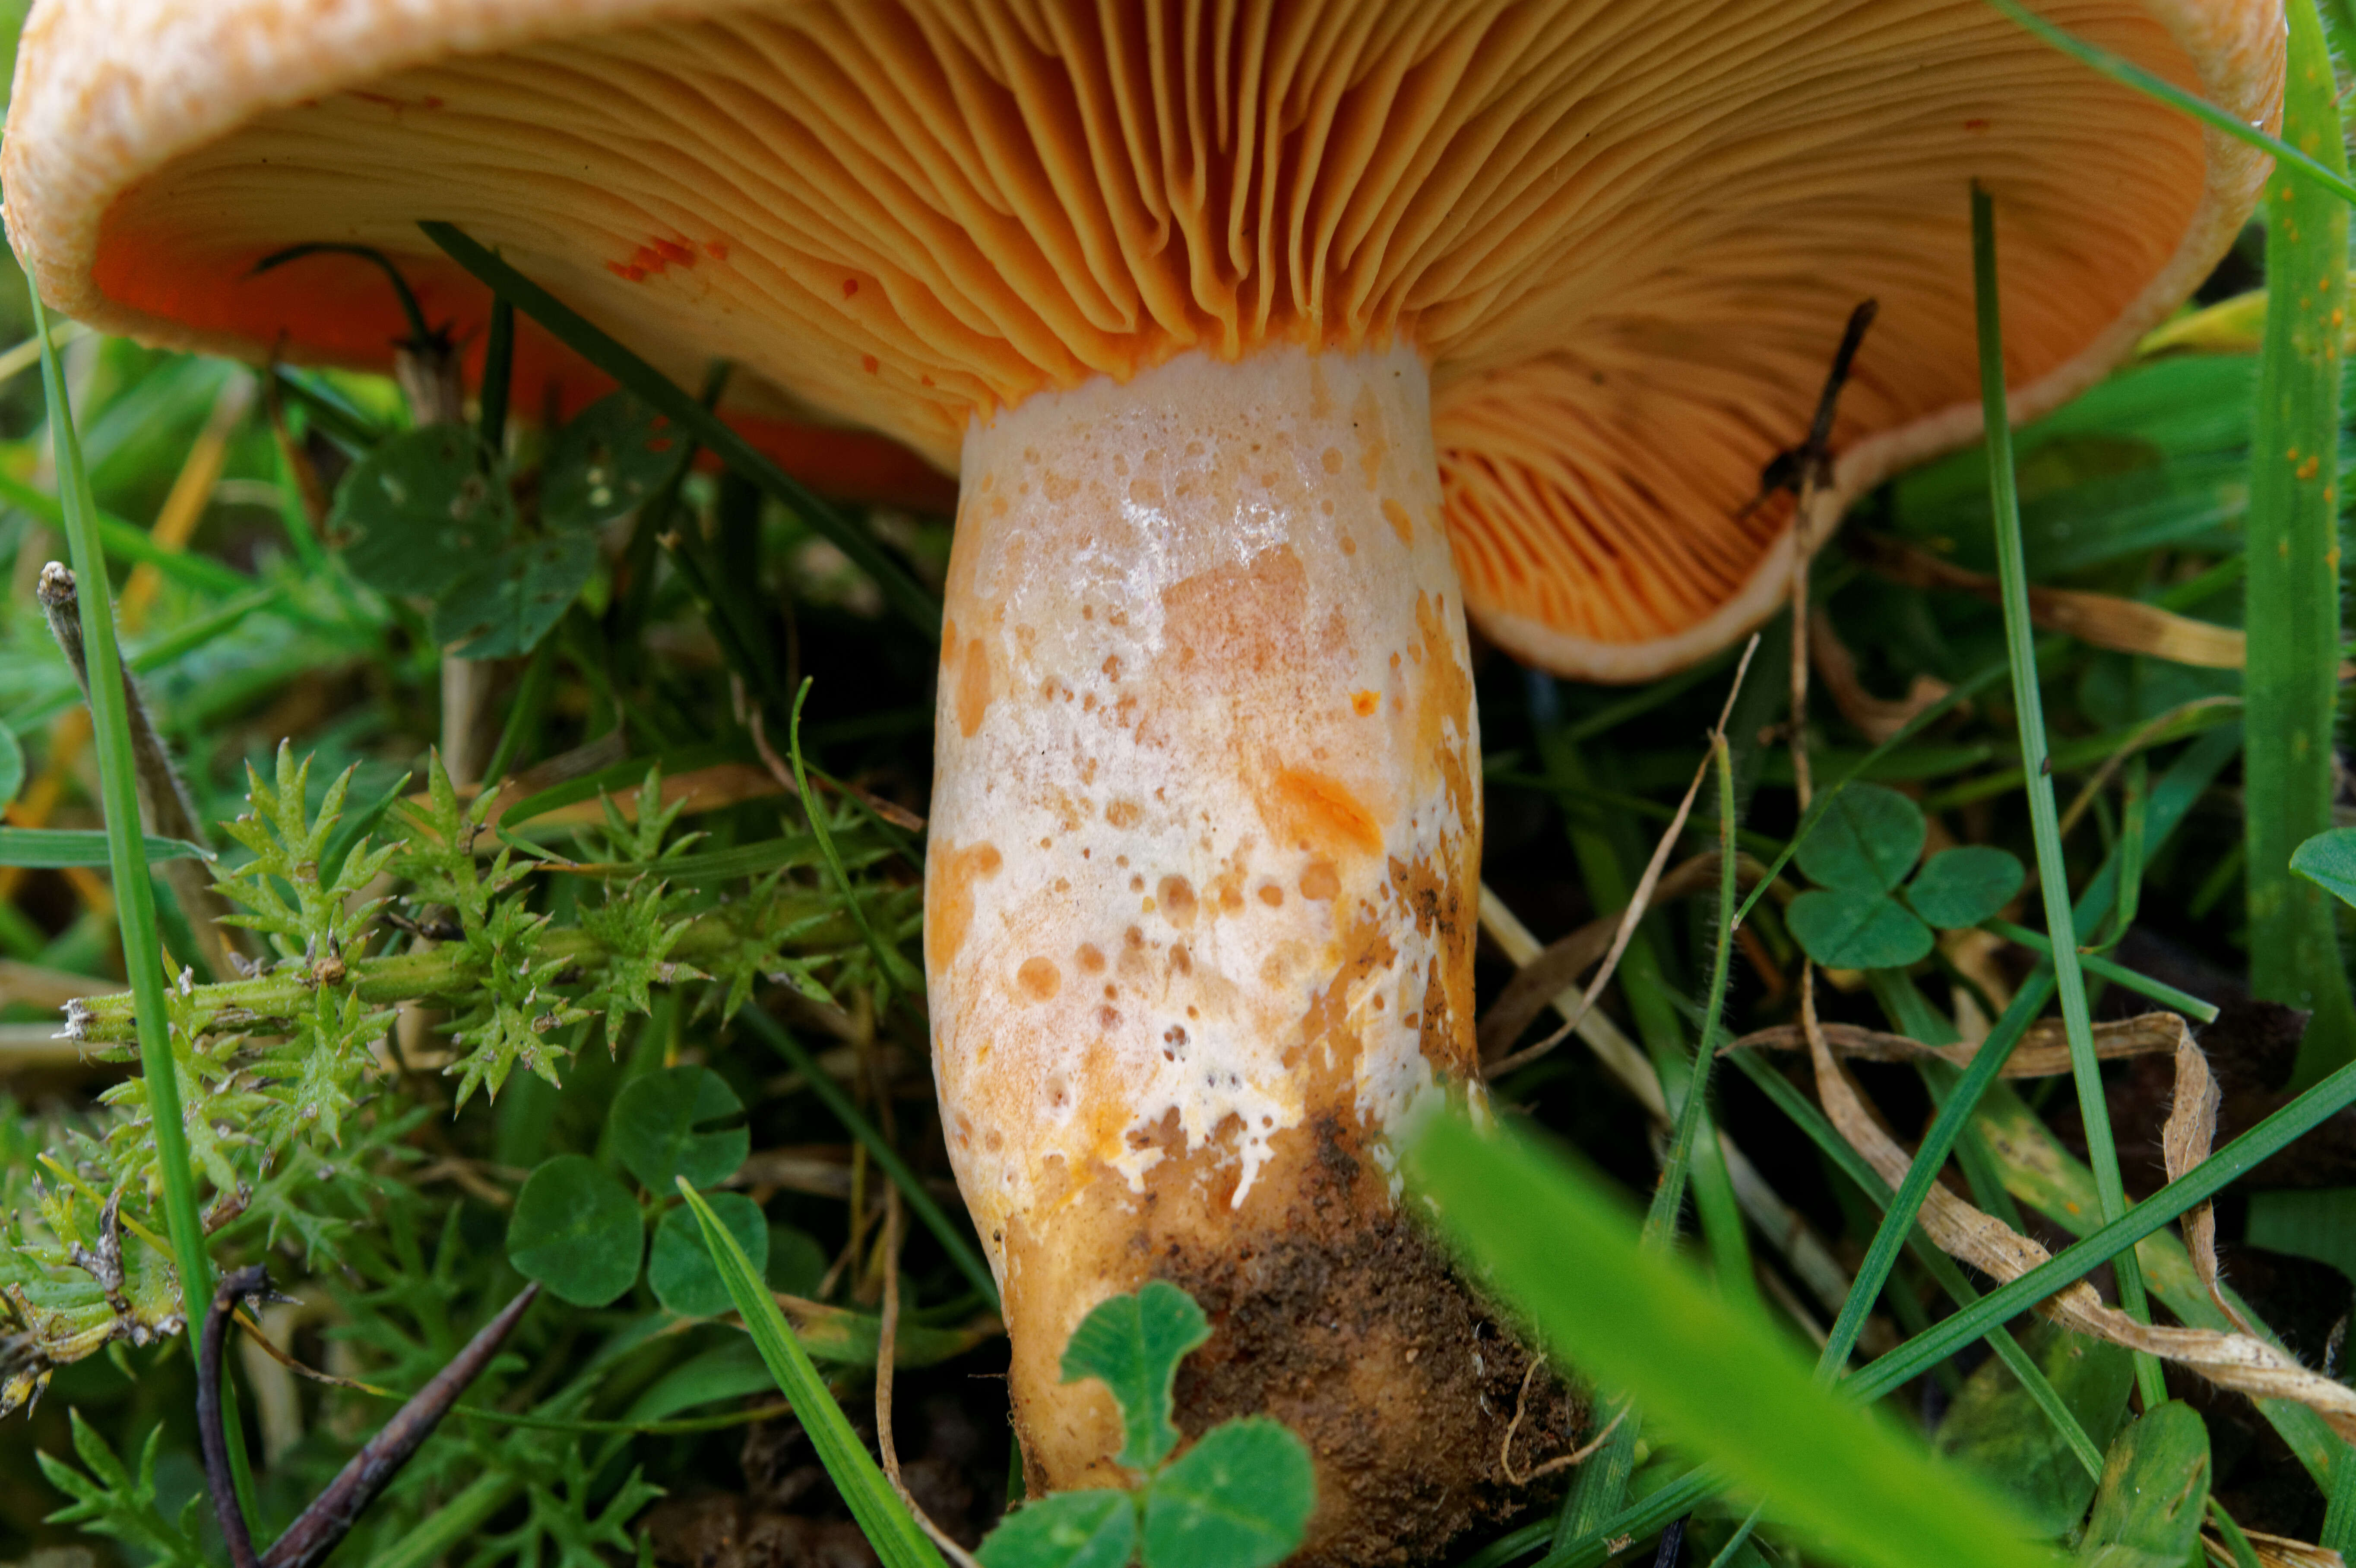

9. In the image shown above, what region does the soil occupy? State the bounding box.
[1153,1115,1581,1568]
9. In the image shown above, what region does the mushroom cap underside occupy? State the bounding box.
[4,0,2279,677]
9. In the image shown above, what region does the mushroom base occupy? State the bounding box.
[1008,1110,1581,1567]
[928,344,1545,1559]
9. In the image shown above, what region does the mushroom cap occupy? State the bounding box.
[5,0,2277,677]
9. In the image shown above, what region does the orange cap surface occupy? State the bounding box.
[4,0,2278,673]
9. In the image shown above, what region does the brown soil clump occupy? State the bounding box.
[1153,1116,1578,1568]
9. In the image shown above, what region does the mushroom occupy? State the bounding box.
[5,1,2280,1560]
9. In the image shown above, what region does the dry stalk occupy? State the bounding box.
[1487,638,1759,1078]
[875,1189,983,1568]
[1796,997,2356,1439]
[1479,889,1856,1320]
[1726,1011,2194,1079]
[35,561,251,981]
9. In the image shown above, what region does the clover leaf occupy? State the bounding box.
[649,1193,770,1318]
[979,1282,1315,1568]
[611,1065,749,1192]
[1061,1280,1210,1473]
[1788,887,1936,970]
[1784,785,2024,971]
[506,1154,642,1308]
[1794,784,1925,894]
[1906,846,2026,929]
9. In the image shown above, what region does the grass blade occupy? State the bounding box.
[417,222,940,641]
[1642,731,1742,1250]
[27,279,214,1310]
[1814,972,2048,1383]
[1971,183,2165,1407]
[1851,1053,2356,1397]
[2244,0,2356,1087]
[1979,920,2218,1023]
[0,827,212,867]
[1981,0,2356,210]
[677,1180,946,1568]
[787,680,919,1001]
[1410,1115,2062,1568]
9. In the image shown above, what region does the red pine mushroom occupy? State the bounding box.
[3,2,2280,1560]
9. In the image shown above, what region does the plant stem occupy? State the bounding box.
[66,888,852,1044]
[1970,182,2165,1409]
[2247,0,2356,1089]
[26,280,215,1318]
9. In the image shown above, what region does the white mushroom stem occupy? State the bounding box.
[925,343,1491,1506]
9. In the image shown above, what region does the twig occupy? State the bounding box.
[256,1278,539,1568]
[36,562,247,980]
[199,1267,273,1568]
[1653,1514,1689,1568]
[1738,300,1876,809]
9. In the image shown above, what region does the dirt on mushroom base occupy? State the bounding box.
[1001,1103,1576,1568]
[1156,1115,1579,1568]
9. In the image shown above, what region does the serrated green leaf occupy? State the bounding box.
[0,826,209,867]
[611,1065,748,1192]
[2290,827,2356,910]
[1786,888,1934,969]
[433,528,600,659]
[1061,1280,1211,1473]
[2077,1402,2210,1568]
[1907,846,2028,929]
[675,1181,946,1568]
[1140,1418,1314,1568]
[981,1489,1138,1568]
[649,1193,767,1318]
[507,1154,643,1307]
[332,423,513,598]
[543,392,685,529]
[1794,783,1927,894]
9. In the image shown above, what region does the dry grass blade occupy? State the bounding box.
[1479,887,1857,1320]
[1797,1005,2356,1438]
[1852,533,2252,669]
[1487,642,1759,1078]
[1478,852,1764,1061]
[1484,756,1713,1078]
[2163,1038,2254,1336]
[2201,1530,2346,1568]
[873,1191,982,1568]
[1728,1011,2192,1078]
[1809,607,1954,743]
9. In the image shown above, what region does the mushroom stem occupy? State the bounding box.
[929,344,1532,1556]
